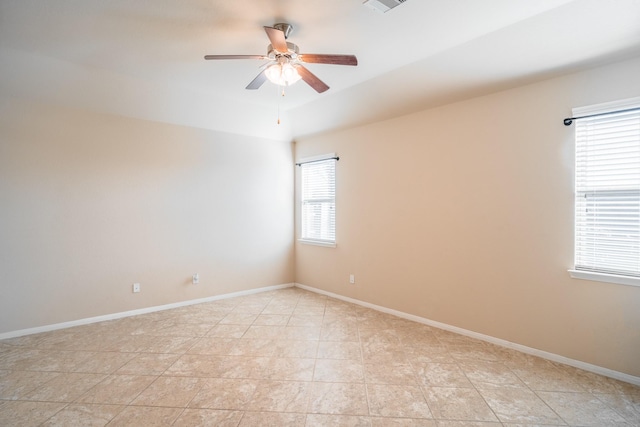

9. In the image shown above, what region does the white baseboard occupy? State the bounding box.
[294,283,640,387]
[0,283,295,340]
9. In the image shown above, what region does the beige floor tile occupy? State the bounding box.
[232,303,269,314]
[309,382,369,415]
[203,300,238,312]
[322,315,358,328]
[163,354,229,377]
[0,400,66,427]
[264,357,315,381]
[446,343,500,363]
[459,360,527,389]
[115,353,180,375]
[281,326,321,340]
[229,338,277,356]
[0,370,60,399]
[206,324,250,338]
[403,345,451,364]
[357,318,394,330]
[364,362,417,385]
[189,378,259,409]
[370,418,437,426]
[260,305,296,315]
[14,349,95,372]
[76,374,157,405]
[110,335,157,353]
[239,411,307,426]
[423,386,499,422]
[187,337,238,355]
[595,392,640,421]
[538,391,627,425]
[141,336,200,353]
[390,320,436,331]
[306,413,372,426]
[396,329,440,347]
[40,403,124,427]
[169,311,225,325]
[219,356,271,379]
[1,288,638,426]
[242,325,287,339]
[434,422,501,427]
[314,358,364,382]
[288,314,324,327]
[172,408,244,426]
[412,362,474,388]
[0,347,43,370]
[271,339,319,358]
[292,306,326,316]
[131,375,204,407]
[150,322,217,337]
[106,405,183,426]
[367,384,432,418]
[433,331,481,346]
[317,341,362,360]
[72,351,136,374]
[70,333,131,352]
[567,367,639,394]
[219,312,259,325]
[477,386,565,424]
[320,326,360,342]
[511,364,587,392]
[246,380,311,412]
[359,329,400,345]
[22,372,106,402]
[253,314,290,325]
[361,341,407,363]
[8,330,79,350]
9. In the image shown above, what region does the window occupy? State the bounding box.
[299,155,337,247]
[570,97,640,286]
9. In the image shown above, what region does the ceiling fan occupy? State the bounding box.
[204,23,358,93]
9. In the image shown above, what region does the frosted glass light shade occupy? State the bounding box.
[265,62,302,86]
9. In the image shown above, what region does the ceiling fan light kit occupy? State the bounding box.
[204,23,358,94]
[265,60,302,86]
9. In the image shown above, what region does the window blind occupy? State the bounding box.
[301,158,336,243]
[574,103,640,277]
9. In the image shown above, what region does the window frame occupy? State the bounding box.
[568,97,640,287]
[298,153,337,248]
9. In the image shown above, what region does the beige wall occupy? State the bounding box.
[0,98,294,334]
[294,56,640,376]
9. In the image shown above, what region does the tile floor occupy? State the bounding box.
[0,287,638,426]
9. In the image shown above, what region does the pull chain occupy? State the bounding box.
[276,84,286,125]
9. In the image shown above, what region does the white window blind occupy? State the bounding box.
[300,157,336,244]
[574,100,640,279]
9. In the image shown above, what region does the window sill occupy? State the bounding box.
[298,239,336,248]
[568,269,640,287]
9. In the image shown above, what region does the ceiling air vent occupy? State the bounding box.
[363,0,407,13]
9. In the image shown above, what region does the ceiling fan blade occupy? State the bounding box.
[299,54,358,66]
[264,26,288,53]
[295,64,330,93]
[246,70,269,90]
[204,55,266,60]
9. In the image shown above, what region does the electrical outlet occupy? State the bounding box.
[132,283,140,293]
[349,274,355,284]
[192,273,199,285]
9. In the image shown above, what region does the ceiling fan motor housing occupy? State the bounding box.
[268,41,299,59]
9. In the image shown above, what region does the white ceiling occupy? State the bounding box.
[1,0,639,140]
